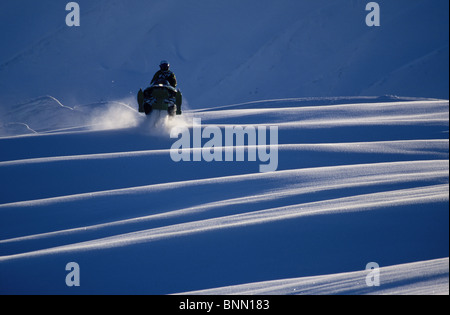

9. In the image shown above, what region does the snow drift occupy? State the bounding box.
[0,97,448,294]
[0,0,448,296]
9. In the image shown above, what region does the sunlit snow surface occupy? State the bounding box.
[0,0,448,295]
[0,97,448,294]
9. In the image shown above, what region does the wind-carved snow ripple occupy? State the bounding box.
[0,98,448,295]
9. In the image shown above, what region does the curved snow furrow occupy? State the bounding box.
[0,160,447,256]
[0,139,446,167]
[0,140,447,205]
[193,97,439,112]
[200,114,448,129]
[0,159,446,211]
[0,98,448,294]
[0,183,447,262]
[178,257,449,295]
[0,168,446,246]
[194,100,449,123]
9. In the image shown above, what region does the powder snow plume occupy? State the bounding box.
[87,97,141,131]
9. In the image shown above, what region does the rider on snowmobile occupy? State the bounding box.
[138,60,182,116]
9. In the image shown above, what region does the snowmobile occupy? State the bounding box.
[137,80,182,116]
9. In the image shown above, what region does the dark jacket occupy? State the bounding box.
[151,70,177,88]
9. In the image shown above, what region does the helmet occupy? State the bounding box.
[159,60,170,71]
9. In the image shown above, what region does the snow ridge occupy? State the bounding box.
[0,97,448,295]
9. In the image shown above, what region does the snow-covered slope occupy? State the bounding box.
[0,0,448,296]
[0,0,448,111]
[181,258,449,295]
[0,97,448,295]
